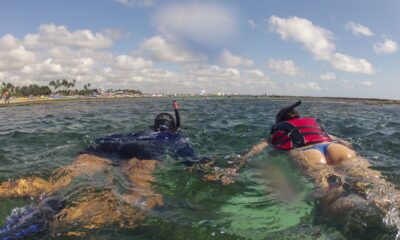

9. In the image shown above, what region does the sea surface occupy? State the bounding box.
[0,98,400,239]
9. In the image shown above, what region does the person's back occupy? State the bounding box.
[89,129,196,161]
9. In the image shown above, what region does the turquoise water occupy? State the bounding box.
[0,98,400,239]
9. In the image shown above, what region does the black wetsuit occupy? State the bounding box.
[87,130,198,163]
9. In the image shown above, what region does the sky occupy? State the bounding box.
[0,0,399,99]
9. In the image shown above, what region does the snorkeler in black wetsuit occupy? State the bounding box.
[0,101,205,239]
[87,105,197,162]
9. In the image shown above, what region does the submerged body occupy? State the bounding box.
[0,110,200,238]
[289,142,400,236]
[239,101,400,237]
[88,130,196,161]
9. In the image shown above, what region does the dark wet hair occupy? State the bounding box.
[270,101,301,133]
[275,100,301,123]
[154,113,176,131]
[275,108,300,122]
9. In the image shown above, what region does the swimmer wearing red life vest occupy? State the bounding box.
[270,100,356,165]
[209,100,400,236]
[208,100,356,179]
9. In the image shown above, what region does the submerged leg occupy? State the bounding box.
[290,149,345,195]
[49,154,112,193]
[51,190,144,236]
[0,176,52,199]
[49,158,160,236]
[293,146,400,235]
[0,154,112,199]
[120,158,163,209]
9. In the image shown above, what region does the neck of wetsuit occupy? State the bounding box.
[271,117,332,150]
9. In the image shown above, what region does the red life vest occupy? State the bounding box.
[271,118,331,150]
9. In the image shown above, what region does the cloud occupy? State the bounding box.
[103,58,178,87]
[267,59,304,76]
[0,45,36,71]
[115,55,153,70]
[345,22,374,37]
[269,15,335,60]
[153,2,236,47]
[268,16,375,75]
[246,69,265,78]
[0,26,116,86]
[293,82,321,91]
[320,72,336,80]
[23,24,113,49]
[219,49,253,67]
[244,69,273,85]
[186,64,241,80]
[0,72,6,80]
[330,53,374,74]
[361,81,373,86]
[0,23,275,94]
[21,58,63,75]
[115,0,154,7]
[0,34,20,50]
[373,39,398,54]
[338,79,356,90]
[177,64,274,94]
[140,35,205,63]
[248,19,267,33]
[101,28,130,40]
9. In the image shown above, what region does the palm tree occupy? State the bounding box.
[69,79,76,88]
[55,79,61,90]
[49,80,56,94]
[61,79,69,91]
[6,83,14,94]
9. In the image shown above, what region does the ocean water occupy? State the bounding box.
[0,98,399,239]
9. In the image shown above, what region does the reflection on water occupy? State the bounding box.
[0,98,400,239]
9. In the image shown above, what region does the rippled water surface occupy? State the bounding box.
[1,98,400,239]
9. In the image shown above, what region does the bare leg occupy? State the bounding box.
[51,190,145,236]
[50,158,162,236]
[290,149,346,199]
[0,154,112,199]
[50,154,112,193]
[120,158,163,209]
[292,145,400,233]
[0,176,52,199]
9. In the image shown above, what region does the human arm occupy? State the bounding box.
[235,139,269,168]
[173,100,180,129]
[199,139,269,185]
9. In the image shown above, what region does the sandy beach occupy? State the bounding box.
[0,96,141,108]
[1,95,399,108]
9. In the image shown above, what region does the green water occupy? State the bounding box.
[1,98,400,239]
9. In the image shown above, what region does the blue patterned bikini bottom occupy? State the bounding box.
[303,143,331,155]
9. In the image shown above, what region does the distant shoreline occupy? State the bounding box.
[1,95,399,108]
[266,95,400,105]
